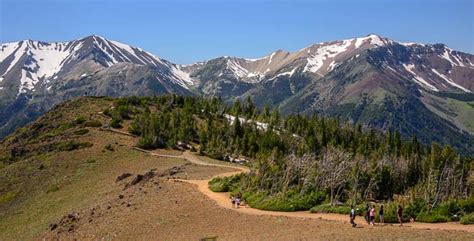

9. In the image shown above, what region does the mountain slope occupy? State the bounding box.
[1,34,473,154]
[0,35,193,137]
[279,46,474,154]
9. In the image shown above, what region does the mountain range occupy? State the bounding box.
[1,34,473,154]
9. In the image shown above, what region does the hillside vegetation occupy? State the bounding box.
[0,97,197,239]
[99,95,473,222]
[1,95,473,239]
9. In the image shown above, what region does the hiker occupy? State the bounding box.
[350,205,357,227]
[236,192,242,208]
[397,205,403,226]
[379,205,384,225]
[231,196,236,208]
[365,203,370,224]
[370,205,376,226]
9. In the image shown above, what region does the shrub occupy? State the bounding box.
[73,116,86,125]
[311,204,351,215]
[103,108,112,117]
[244,189,326,212]
[437,199,461,218]
[85,159,96,164]
[84,120,102,127]
[208,174,242,192]
[55,141,93,151]
[117,105,132,119]
[405,198,428,218]
[104,144,115,151]
[110,115,122,128]
[137,135,156,150]
[0,191,17,204]
[46,186,60,193]
[460,213,474,225]
[73,129,89,135]
[128,123,141,136]
[416,210,450,223]
[459,196,474,214]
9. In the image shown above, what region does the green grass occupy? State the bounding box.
[0,191,17,204]
[243,190,326,212]
[208,174,242,192]
[73,129,89,135]
[416,211,450,223]
[460,213,474,225]
[46,186,60,194]
[55,140,93,152]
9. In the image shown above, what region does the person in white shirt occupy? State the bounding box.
[350,205,357,227]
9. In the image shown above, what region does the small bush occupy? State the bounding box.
[46,186,60,193]
[310,203,368,216]
[103,108,112,117]
[73,129,89,135]
[460,213,474,225]
[55,141,93,151]
[311,204,351,214]
[84,120,102,127]
[405,198,428,218]
[85,159,96,164]
[110,115,122,128]
[73,116,86,125]
[137,135,156,150]
[459,196,474,214]
[128,123,141,136]
[0,191,17,204]
[416,210,450,223]
[104,144,115,151]
[208,174,242,192]
[244,189,326,212]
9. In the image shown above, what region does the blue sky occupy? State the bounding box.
[1,0,473,64]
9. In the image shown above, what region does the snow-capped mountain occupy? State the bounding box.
[0,35,193,95]
[183,34,473,95]
[0,35,194,138]
[0,34,473,155]
[180,34,474,155]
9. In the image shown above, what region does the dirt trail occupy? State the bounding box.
[106,127,474,233]
[144,149,474,233]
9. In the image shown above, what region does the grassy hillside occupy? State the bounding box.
[0,97,193,239]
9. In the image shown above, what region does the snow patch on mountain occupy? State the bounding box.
[28,41,83,79]
[1,41,27,76]
[303,39,352,73]
[354,34,391,48]
[273,68,297,78]
[170,65,194,89]
[19,69,39,94]
[431,68,470,92]
[403,64,439,92]
[0,42,20,63]
[226,58,249,78]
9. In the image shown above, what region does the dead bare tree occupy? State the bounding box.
[317,146,353,205]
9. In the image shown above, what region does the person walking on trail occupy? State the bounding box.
[235,193,241,208]
[231,196,236,208]
[370,205,376,226]
[379,205,384,225]
[397,205,404,226]
[365,204,370,225]
[350,205,357,227]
